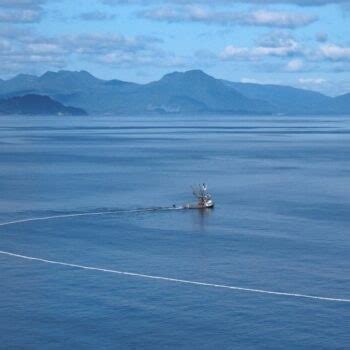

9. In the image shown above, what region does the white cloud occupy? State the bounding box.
[257,31,299,48]
[319,43,350,60]
[285,58,304,71]
[97,51,187,67]
[298,77,327,85]
[140,6,317,28]
[0,29,185,75]
[240,77,281,84]
[102,0,350,6]
[0,0,45,7]
[26,42,63,54]
[220,39,300,60]
[244,9,316,27]
[0,0,45,23]
[0,9,41,23]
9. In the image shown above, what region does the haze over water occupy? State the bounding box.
[0,115,349,349]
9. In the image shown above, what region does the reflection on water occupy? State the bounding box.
[191,207,214,231]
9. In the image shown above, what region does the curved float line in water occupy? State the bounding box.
[0,250,349,303]
[0,207,183,227]
[0,208,349,304]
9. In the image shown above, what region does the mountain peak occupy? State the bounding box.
[161,69,213,82]
[184,69,210,77]
[38,70,103,90]
[40,70,97,79]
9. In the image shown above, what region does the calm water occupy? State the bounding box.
[0,115,349,349]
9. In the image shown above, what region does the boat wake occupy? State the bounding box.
[0,207,349,304]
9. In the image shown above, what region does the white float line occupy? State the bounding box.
[0,250,349,303]
[0,209,349,304]
[0,207,183,227]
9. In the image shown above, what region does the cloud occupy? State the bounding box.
[240,77,281,85]
[298,77,327,89]
[220,45,299,60]
[62,33,162,55]
[218,28,350,71]
[0,0,45,7]
[256,31,298,48]
[0,0,46,23]
[319,43,350,60]
[96,50,187,68]
[0,9,41,22]
[79,11,117,21]
[220,38,301,60]
[295,77,330,93]
[285,58,304,71]
[0,28,64,72]
[0,28,185,75]
[102,0,350,6]
[294,76,350,96]
[219,37,350,77]
[139,6,317,28]
[298,77,326,84]
[61,33,186,68]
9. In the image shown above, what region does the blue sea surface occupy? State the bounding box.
[0,115,349,349]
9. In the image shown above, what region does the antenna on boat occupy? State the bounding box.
[187,184,214,209]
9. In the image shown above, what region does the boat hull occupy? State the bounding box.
[184,201,214,209]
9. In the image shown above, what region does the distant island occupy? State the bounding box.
[0,94,87,116]
[0,69,349,116]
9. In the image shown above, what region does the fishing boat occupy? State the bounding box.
[184,183,214,209]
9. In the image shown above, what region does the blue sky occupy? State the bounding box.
[0,0,350,95]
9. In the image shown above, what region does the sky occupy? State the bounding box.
[0,0,350,95]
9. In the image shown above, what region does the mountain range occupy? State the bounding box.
[0,69,349,116]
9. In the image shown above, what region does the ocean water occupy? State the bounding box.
[0,115,349,349]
